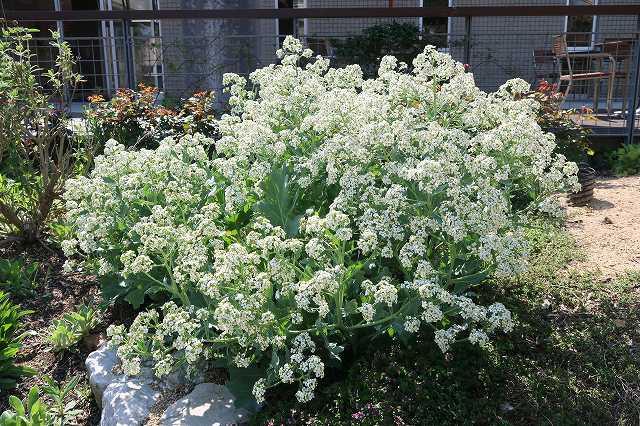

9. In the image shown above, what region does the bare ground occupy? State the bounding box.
[566,175,640,278]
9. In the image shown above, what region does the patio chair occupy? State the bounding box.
[552,34,616,114]
[600,38,634,113]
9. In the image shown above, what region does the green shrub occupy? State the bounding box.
[0,25,90,244]
[0,291,34,390]
[527,80,593,163]
[41,375,83,425]
[607,143,640,176]
[64,37,578,407]
[0,375,82,426]
[331,22,447,79]
[84,84,219,149]
[0,386,51,426]
[0,258,40,298]
[47,305,97,352]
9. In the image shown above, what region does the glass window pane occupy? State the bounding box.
[128,0,152,10]
[567,0,595,47]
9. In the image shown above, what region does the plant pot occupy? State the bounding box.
[568,162,596,206]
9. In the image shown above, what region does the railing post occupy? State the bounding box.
[625,15,640,144]
[464,15,472,66]
[122,18,136,89]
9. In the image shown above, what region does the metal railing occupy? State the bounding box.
[4,5,640,140]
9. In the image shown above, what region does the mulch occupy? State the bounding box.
[0,242,115,425]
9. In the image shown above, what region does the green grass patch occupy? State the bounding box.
[254,225,640,425]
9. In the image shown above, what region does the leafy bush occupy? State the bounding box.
[0,258,40,298]
[63,37,578,406]
[526,81,593,163]
[0,291,34,390]
[47,305,97,351]
[256,228,640,424]
[0,26,89,244]
[607,143,640,176]
[85,85,218,149]
[0,376,80,426]
[41,375,83,425]
[331,22,446,78]
[0,386,51,426]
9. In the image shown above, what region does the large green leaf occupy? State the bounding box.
[254,165,301,237]
[226,366,266,410]
[100,273,163,309]
[451,269,490,294]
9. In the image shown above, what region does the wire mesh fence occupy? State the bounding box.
[6,3,640,138]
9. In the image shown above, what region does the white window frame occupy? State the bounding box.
[564,0,599,52]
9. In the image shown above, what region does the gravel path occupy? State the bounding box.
[566,175,640,278]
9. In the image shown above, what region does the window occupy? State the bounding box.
[565,0,598,51]
[100,0,164,92]
[419,0,451,50]
[277,0,295,46]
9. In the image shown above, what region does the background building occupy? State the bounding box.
[6,0,639,104]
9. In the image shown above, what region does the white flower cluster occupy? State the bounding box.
[64,37,577,405]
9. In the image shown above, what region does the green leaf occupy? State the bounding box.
[27,386,40,410]
[269,350,280,372]
[124,285,148,309]
[226,366,265,410]
[99,275,129,305]
[451,269,490,294]
[8,396,24,416]
[254,165,301,237]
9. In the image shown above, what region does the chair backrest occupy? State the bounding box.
[602,37,633,58]
[552,35,568,57]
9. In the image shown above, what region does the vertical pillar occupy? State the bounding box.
[123,18,136,89]
[625,15,640,144]
[464,15,472,66]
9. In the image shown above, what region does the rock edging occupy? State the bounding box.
[86,345,250,425]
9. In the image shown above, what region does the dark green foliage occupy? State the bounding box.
[331,23,446,78]
[607,143,640,176]
[85,85,219,150]
[254,226,640,425]
[529,81,593,164]
[0,258,40,298]
[0,291,35,391]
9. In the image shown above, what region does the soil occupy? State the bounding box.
[566,175,640,278]
[0,243,116,425]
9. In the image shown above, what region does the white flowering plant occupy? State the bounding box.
[63,37,578,407]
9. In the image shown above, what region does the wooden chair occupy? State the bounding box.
[600,38,634,113]
[552,34,616,114]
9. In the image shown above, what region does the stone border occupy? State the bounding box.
[86,345,249,425]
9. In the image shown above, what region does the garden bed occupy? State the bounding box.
[255,225,640,425]
[0,244,109,424]
[2,27,639,426]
